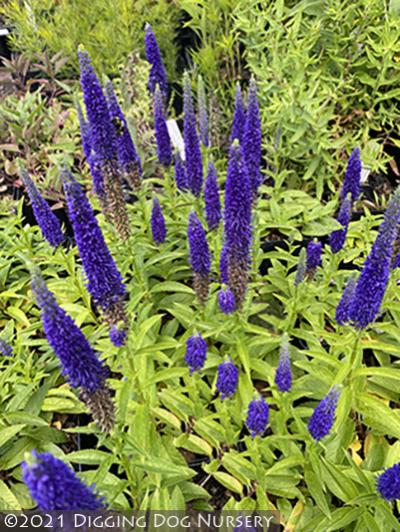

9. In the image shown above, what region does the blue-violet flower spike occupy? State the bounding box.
[330,195,352,254]
[242,77,262,195]
[218,288,236,314]
[306,240,322,279]
[204,162,221,231]
[341,147,362,202]
[223,141,252,307]
[348,188,400,329]
[22,451,105,510]
[105,80,142,188]
[377,463,400,501]
[216,358,239,399]
[151,197,167,244]
[21,169,64,248]
[144,23,168,96]
[188,212,210,303]
[183,75,203,196]
[335,274,357,326]
[275,336,292,392]
[246,396,270,438]
[185,334,207,374]
[153,85,172,167]
[308,387,340,441]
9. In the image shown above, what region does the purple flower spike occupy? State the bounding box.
[185,334,207,374]
[230,83,246,144]
[188,212,210,303]
[144,23,168,96]
[216,358,239,399]
[22,451,105,510]
[21,169,64,248]
[204,162,221,231]
[62,169,126,313]
[174,151,188,191]
[377,463,400,501]
[184,75,203,196]
[105,80,142,188]
[78,49,130,238]
[246,396,269,438]
[223,141,252,308]
[335,274,357,326]
[197,75,209,147]
[306,240,322,279]
[153,85,172,167]
[308,387,340,441]
[348,188,400,329]
[242,77,262,195]
[275,336,292,392]
[32,271,108,393]
[330,195,352,254]
[151,197,167,245]
[78,49,117,182]
[218,288,236,314]
[77,103,92,162]
[32,270,115,431]
[0,338,12,357]
[341,147,362,202]
[109,326,127,348]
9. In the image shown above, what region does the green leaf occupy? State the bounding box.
[356,393,400,439]
[0,425,26,448]
[213,472,243,495]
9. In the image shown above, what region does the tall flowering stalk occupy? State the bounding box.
[223,141,252,308]
[335,274,357,326]
[340,147,362,202]
[197,75,209,147]
[308,388,340,441]
[230,83,246,144]
[185,334,207,374]
[306,240,322,280]
[105,80,142,189]
[144,23,168,97]
[23,451,105,510]
[21,169,64,248]
[78,49,130,239]
[204,162,221,231]
[151,197,167,244]
[77,103,104,197]
[32,271,114,431]
[242,77,262,196]
[62,169,127,347]
[275,335,292,392]
[330,195,352,254]
[153,85,172,167]
[246,396,269,438]
[218,287,236,314]
[216,357,239,399]
[188,212,211,304]
[174,152,188,191]
[347,188,400,329]
[183,75,203,196]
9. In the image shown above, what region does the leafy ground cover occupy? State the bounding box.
[1,3,400,530]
